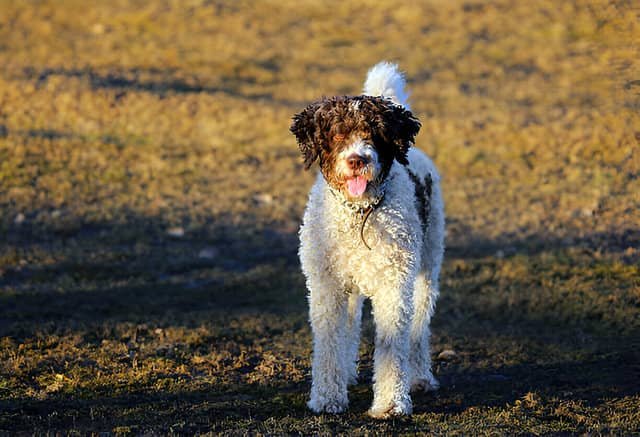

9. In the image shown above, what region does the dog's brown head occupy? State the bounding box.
[290,95,420,201]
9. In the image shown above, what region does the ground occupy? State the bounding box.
[0,0,639,435]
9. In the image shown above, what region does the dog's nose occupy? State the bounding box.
[347,154,367,170]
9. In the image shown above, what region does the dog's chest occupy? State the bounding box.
[327,210,373,262]
[322,204,415,295]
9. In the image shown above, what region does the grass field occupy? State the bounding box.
[1,0,639,434]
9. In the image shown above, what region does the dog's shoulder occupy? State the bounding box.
[299,173,358,242]
[405,147,440,183]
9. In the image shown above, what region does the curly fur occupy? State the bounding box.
[290,95,419,172]
[291,62,445,418]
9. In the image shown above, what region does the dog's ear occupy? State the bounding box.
[366,98,421,165]
[290,101,324,170]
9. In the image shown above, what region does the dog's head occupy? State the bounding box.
[290,95,420,201]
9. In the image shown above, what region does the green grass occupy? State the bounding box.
[1,0,639,434]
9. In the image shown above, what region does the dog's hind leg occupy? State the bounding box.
[409,178,444,393]
[346,292,364,385]
[408,273,440,393]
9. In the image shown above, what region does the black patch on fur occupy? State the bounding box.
[407,169,432,234]
[290,96,421,175]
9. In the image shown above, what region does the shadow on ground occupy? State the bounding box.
[19,66,305,106]
[1,213,638,432]
[1,212,300,336]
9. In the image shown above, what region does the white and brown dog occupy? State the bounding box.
[290,62,445,418]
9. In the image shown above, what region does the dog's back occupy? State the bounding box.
[363,62,445,275]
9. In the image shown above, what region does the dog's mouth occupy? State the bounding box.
[340,164,377,199]
[345,175,368,197]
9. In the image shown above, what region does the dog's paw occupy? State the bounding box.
[410,374,440,393]
[367,400,412,419]
[307,396,348,414]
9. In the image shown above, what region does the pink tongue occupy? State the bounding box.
[346,176,367,197]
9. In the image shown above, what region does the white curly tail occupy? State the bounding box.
[363,61,411,110]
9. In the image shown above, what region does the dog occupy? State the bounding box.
[290,62,445,418]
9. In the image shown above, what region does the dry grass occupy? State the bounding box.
[0,0,639,434]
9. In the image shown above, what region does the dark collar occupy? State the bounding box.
[327,179,389,250]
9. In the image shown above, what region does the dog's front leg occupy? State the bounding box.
[307,279,351,414]
[368,282,413,418]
